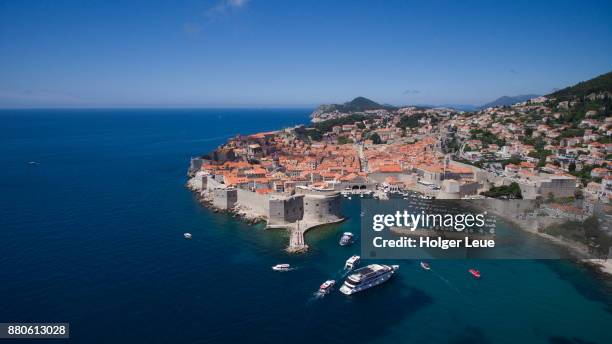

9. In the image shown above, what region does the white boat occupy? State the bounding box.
[348,196,352,200]
[339,232,354,246]
[420,261,431,270]
[319,280,336,293]
[345,255,360,270]
[272,264,291,271]
[339,264,399,295]
[183,233,192,239]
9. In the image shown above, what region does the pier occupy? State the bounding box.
[288,223,308,252]
[285,218,346,253]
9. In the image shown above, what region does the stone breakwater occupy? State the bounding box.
[187,171,344,252]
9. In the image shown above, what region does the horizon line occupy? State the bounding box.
[0,105,320,110]
[0,102,484,111]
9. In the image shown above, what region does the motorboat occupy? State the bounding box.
[468,268,481,279]
[319,280,336,293]
[272,264,291,271]
[345,255,360,270]
[339,232,354,246]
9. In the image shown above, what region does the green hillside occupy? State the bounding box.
[339,97,396,112]
[549,71,612,100]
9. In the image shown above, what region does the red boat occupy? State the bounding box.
[319,280,336,294]
[468,268,481,279]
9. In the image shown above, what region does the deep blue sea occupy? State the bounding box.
[1,109,611,344]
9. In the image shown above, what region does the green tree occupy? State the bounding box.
[396,113,425,129]
[481,182,522,199]
[337,136,353,145]
[370,133,382,144]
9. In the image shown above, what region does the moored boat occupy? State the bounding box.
[420,261,430,270]
[339,232,354,246]
[468,268,481,279]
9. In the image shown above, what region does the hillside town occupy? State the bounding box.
[191,96,611,203]
[187,72,612,256]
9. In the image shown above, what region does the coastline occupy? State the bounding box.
[480,202,612,278]
[189,170,612,276]
[5,105,612,343]
[186,175,345,252]
[187,177,266,224]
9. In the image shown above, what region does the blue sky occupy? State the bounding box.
[1,0,611,108]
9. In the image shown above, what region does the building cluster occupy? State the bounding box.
[447,93,611,202]
[198,128,369,194]
[187,91,610,241]
[192,92,612,203]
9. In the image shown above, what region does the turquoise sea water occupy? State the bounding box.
[0,109,611,344]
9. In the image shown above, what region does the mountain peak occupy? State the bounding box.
[479,94,540,109]
[310,97,396,122]
[343,97,384,110]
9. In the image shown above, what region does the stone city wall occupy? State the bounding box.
[268,195,304,227]
[189,173,345,229]
[301,193,343,224]
[236,188,270,217]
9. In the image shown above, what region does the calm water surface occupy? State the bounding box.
[0,109,611,344]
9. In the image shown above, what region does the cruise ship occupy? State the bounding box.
[339,264,399,295]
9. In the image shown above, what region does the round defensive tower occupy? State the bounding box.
[300,191,343,224]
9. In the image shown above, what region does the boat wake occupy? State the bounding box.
[306,291,328,303]
[431,269,463,296]
[271,264,299,272]
[279,267,298,272]
[338,269,351,278]
[310,291,327,300]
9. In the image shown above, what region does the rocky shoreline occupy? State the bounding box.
[481,203,612,278]
[188,173,612,274]
[187,178,266,225]
[186,177,338,253]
